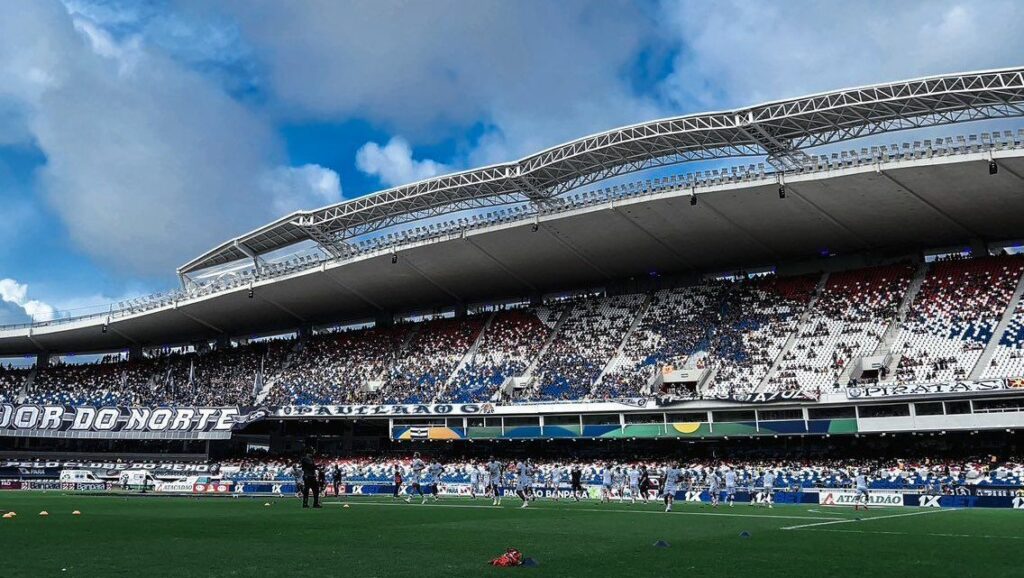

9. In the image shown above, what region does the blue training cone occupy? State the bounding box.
[521,557,540,567]
[739,531,751,538]
[653,540,670,548]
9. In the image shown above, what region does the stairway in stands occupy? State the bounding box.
[970,269,1024,380]
[591,293,653,394]
[15,369,35,404]
[755,272,828,393]
[434,311,495,402]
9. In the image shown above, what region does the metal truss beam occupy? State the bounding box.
[180,67,1024,274]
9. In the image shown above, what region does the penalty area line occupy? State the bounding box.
[327,500,844,521]
[781,507,956,530]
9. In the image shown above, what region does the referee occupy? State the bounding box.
[300,448,321,509]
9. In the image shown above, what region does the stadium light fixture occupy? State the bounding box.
[689,194,697,206]
[531,223,539,232]
[101,324,107,334]
[248,288,254,299]
[391,254,398,264]
[778,185,786,199]
[989,160,998,175]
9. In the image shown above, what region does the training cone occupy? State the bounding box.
[739,531,751,538]
[264,503,271,507]
[653,540,670,548]
[72,510,81,516]
[39,511,49,517]
[521,558,540,568]
[343,504,350,508]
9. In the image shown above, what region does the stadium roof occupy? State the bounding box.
[179,66,1024,275]
[3,139,1024,356]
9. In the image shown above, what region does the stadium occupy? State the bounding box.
[4,63,1024,577]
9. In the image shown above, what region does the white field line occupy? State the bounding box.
[326,499,842,522]
[781,507,956,530]
[801,528,1024,541]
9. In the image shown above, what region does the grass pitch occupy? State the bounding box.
[1,492,1022,577]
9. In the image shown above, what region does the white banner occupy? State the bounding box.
[817,489,904,507]
[845,379,1014,400]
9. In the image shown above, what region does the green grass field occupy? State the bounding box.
[1,492,1022,577]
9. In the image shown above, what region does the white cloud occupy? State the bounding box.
[261,163,343,214]
[218,1,667,162]
[355,137,450,188]
[0,1,337,276]
[0,278,56,322]
[658,0,1024,109]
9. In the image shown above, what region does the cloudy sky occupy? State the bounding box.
[2,0,1023,325]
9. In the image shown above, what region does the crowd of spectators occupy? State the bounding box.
[218,454,1023,491]
[895,255,1024,383]
[21,341,290,407]
[767,263,914,393]
[442,309,550,403]
[528,295,644,401]
[266,327,409,405]
[9,256,1024,407]
[0,365,28,403]
[373,317,486,404]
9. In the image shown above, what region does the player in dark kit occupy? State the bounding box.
[393,465,403,500]
[300,449,321,508]
[331,465,342,497]
[639,465,652,499]
[570,465,584,501]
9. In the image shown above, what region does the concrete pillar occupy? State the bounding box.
[35,352,50,369]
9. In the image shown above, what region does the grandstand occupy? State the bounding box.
[2,72,1024,569]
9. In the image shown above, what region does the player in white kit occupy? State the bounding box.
[468,464,480,499]
[515,460,531,508]
[486,457,503,506]
[600,465,614,503]
[853,470,870,511]
[724,468,738,507]
[550,466,564,501]
[405,453,427,504]
[707,470,721,508]
[626,466,641,504]
[761,469,776,508]
[662,464,680,512]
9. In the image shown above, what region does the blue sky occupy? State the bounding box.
[2,0,1024,325]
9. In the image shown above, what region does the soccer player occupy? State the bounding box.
[601,464,614,503]
[662,464,680,512]
[550,465,563,501]
[299,448,320,509]
[638,464,651,502]
[761,469,776,508]
[724,467,737,507]
[854,470,870,511]
[570,465,584,502]
[626,465,641,504]
[468,463,480,499]
[487,457,503,506]
[405,452,427,504]
[392,464,403,500]
[331,464,342,498]
[515,460,531,508]
[428,460,443,502]
[707,469,721,508]
[524,461,537,501]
